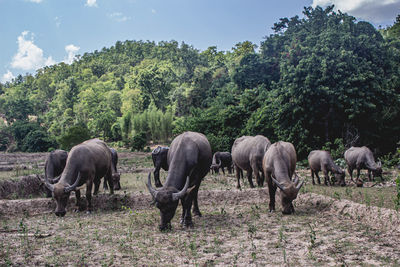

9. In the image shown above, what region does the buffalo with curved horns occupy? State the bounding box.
[44,149,68,197]
[210,152,233,175]
[151,146,169,187]
[45,139,114,217]
[147,132,212,231]
[262,141,304,214]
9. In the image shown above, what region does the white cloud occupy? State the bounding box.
[11,31,55,71]
[1,70,15,83]
[108,12,131,22]
[28,0,43,3]
[151,9,156,14]
[312,0,400,23]
[64,44,80,64]
[85,0,98,7]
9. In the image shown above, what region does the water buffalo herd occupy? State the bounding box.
[42,132,384,231]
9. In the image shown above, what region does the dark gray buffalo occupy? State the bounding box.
[147,132,212,231]
[231,135,271,189]
[210,152,233,175]
[262,141,304,214]
[344,146,382,183]
[44,150,68,197]
[45,139,114,217]
[308,150,345,186]
[103,148,121,191]
[151,146,169,187]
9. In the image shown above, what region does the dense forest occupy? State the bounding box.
[1,6,399,161]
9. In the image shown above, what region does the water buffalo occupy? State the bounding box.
[231,135,271,189]
[308,150,345,186]
[45,139,114,217]
[146,131,212,231]
[262,141,304,214]
[344,146,382,183]
[103,148,121,191]
[151,146,169,187]
[44,150,68,197]
[210,152,233,175]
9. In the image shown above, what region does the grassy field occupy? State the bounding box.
[1,152,400,266]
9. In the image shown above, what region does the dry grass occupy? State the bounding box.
[0,152,400,266]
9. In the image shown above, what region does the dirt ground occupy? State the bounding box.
[0,152,400,266]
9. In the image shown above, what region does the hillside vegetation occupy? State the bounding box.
[1,6,399,160]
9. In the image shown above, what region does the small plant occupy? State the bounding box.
[345,187,353,197]
[278,224,287,264]
[394,176,400,211]
[308,222,317,260]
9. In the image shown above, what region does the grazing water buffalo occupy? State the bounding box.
[44,150,68,197]
[45,139,114,217]
[231,135,271,189]
[103,148,121,191]
[151,146,169,187]
[344,146,382,183]
[262,141,304,214]
[210,152,233,175]
[147,132,212,231]
[308,150,345,186]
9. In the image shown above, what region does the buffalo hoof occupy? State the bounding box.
[155,182,163,188]
[159,223,172,232]
[236,185,241,190]
[193,210,202,217]
[184,221,194,228]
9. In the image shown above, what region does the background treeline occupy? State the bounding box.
[0,6,399,162]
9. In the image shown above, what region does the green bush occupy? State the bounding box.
[21,129,56,152]
[131,132,147,151]
[57,123,92,150]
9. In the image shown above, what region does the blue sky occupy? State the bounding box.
[1,0,399,82]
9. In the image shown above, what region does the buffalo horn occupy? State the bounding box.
[49,175,61,184]
[64,173,82,193]
[146,172,159,199]
[172,176,190,201]
[45,181,55,192]
[271,177,286,191]
[293,173,299,185]
[296,180,304,191]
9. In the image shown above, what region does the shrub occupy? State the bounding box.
[131,132,147,151]
[57,123,92,150]
[21,129,56,152]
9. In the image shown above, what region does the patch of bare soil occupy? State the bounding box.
[0,174,47,199]
[1,188,399,266]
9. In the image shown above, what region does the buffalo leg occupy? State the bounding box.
[356,168,361,183]
[192,185,202,217]
[154,167,163,188]
[235,165,242,189]
[367,170,372,182]
[103,178,108,190]
[323,169,329,186]
[106,171,114,195]
[247,170,255,188]
[315,171,322,185]
[181,195,194,227]
[221,167,225,175]
[266,173,276,212]
[74,190,81,212]
[311,170,316,185]
[86,182,93,214]
[348,167,354,183]
[94,179,101,195]
[251,162,262,187]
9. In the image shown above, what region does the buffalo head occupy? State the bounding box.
[45,173,82,217]
[147,172,191,231]
[112,172,121,190]
[272,174,304,215]
[373,162,382,179]
[335,169,346,187]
